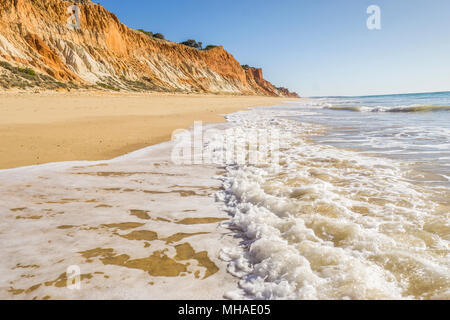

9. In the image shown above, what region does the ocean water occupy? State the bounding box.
[297,92,450,188]
[216,92,450,300]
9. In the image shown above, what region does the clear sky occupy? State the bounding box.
[98,0,450,97]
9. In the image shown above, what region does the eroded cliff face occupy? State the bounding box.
[0,0,299,97]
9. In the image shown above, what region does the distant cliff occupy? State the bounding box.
[0,0,299,97]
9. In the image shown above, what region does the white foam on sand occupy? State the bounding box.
[0,135,239,299]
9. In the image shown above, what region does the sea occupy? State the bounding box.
[217,91,450,300]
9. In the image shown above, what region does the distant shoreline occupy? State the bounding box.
[0,91,297,169]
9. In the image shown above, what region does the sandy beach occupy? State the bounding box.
[0,92,295,300]
[0,91,289,169]
[1,92,449,300]
[1,0,448,304]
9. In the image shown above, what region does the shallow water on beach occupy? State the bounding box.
[216,95,449,299]
[0,142,238,300]
[292,92,450,189]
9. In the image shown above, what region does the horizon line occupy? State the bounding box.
[308,90,450,99]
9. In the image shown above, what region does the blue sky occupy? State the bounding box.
[98,0,450,97]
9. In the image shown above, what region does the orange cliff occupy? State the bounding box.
[0,0,299,97]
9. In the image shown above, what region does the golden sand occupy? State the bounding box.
[0,91,292,169]
[0,91,295,299]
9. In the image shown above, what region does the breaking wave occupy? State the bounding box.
[212,107,449,300]
[326,105,450,113]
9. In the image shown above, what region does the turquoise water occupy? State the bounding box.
[287,91,450,187]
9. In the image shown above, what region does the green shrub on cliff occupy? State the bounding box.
[179,41,219,51]
[204,45,218,50]
[137,29,153,37]
[137,29,166,41]
[97,82,120,91]
[153,33,165,40]
[0,61,37,80]
[18,67,36,77]
[180,39,203,49]
[0,61,13,71]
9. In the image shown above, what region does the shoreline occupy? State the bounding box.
[0,92,296,299]
[0,91,297,170]
[0,133,242,299]
[1,94,448,300]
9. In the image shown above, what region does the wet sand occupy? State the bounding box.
[0,91,290,169]
[0,91,296,299]
[0,140,240,299]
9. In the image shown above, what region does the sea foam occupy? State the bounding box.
[213,107,449,300]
